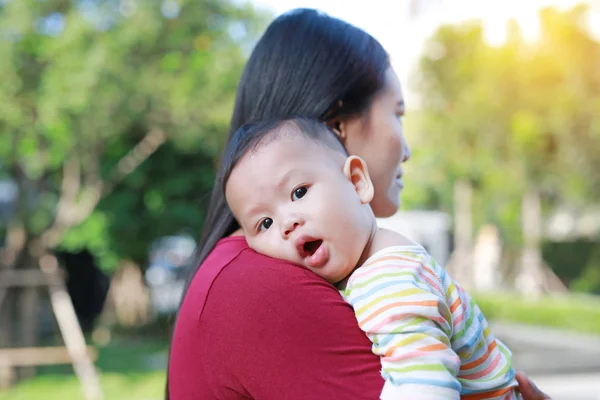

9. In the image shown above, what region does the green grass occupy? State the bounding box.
[0,371,166,400]
[0,337,168,400]
[473,292,600,336]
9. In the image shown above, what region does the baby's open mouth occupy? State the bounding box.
[295,236,329,268]
[303,240,323,256]
[302,240,323,256]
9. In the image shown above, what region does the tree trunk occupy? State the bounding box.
[18,287,40,379]
[10,246,41,380]
[0,288,15,389]
[0,290,14,348]
[515,189,545,296]
[0,221,28,357]
[110,261,151,328]
[447,179,474,288]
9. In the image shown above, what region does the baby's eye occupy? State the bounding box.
[259,218,273,232]
[292,186,308,201]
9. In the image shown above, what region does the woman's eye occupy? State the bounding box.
[292,186,308,201]
[260,218,273,232]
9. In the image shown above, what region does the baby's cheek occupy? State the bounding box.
[251,236,289,262]
[245,237,261,254]
[250,237,270,257]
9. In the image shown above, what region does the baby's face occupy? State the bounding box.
[225,134,375,284]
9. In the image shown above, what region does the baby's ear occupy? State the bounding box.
[343,156,374,204]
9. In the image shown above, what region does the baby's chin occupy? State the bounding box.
[315,263,354,286]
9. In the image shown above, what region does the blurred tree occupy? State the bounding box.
[0,0,268,271]
[406,4,600,251]
[0,0,268,354]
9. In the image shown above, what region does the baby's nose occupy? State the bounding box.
[282,213,305,237]
[283,221,300,237]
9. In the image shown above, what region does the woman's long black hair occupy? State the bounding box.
[192,8,389,281]
[167,8,389,398]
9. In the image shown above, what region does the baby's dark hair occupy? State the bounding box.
[220,117,348,194]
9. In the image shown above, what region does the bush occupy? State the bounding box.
[473,292,600,336]
[570,246,600,294]
[542,239,600,292]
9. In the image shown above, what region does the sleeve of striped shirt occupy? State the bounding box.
[344,249,461,400]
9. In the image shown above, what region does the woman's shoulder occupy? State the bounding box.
[210,236,339,294]
[174,236,384,398]
[182,236,340,319]
[201,235,328,283]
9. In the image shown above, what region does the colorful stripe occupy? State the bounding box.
[344,246,520,400]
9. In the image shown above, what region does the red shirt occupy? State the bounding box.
[169,236,384,399]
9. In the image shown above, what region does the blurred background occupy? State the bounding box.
[0,0,599,399]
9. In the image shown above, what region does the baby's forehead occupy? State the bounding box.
[242,138,321,176]
[233,135,343,187]
[253,131,344,162]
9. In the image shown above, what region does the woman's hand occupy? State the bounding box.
[516,371,552,400]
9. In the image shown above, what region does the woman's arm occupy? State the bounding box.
[200,253,384,399]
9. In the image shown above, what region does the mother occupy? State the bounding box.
[168,8,550,400]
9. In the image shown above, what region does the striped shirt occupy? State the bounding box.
[342,245,520,400]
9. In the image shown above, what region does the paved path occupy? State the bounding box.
[491,322,600,375]
[490,322,600,399]
[529,373,600,400]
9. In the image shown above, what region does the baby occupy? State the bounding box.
[223,117,521,400]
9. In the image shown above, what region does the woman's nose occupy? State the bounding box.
[401,141,412,163]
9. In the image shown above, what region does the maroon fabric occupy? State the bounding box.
[169,236,384,399]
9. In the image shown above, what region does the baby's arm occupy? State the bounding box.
[345,249,461,400]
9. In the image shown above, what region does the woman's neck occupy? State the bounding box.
[368,227,419,257]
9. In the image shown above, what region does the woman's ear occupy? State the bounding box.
[326,119,345,141]
[324,101,348,142]
[343,156,374,204]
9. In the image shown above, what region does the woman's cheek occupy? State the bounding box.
[388,131,403,165]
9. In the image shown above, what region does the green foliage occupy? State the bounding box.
[0,0,269,271]
[406,4,600,250]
